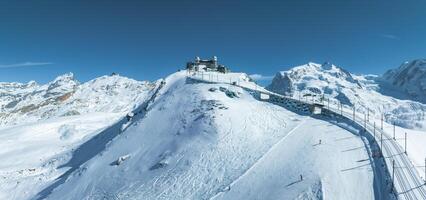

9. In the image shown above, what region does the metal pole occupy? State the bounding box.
[367,108,369,122]
[328,98,330,109]
[381,131,383,151]
[392,160,395,191]
[405,132,407,154]
[353,106,355,121]
[381,114,383,130]
[393,122,396,140]
[424,158,426,184]
[364,113,367,130]
[340,103,343,116]
[374,121,376,139]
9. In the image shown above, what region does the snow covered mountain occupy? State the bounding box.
[267,61,426,131]
[0,73,160,200]
[0,73,156,126]
[4,61,426,200]
[382,59,426,103]
[1,70,388,200]
[35,71,381,200]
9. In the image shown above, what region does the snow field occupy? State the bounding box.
[0,113,123,200]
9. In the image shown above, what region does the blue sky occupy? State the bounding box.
[0,0,425,84]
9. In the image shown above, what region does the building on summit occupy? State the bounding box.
[186,56,229,73]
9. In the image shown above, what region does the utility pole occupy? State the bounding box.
[364,113,367,131]
[367,108,369,122]
[374,121,376,139]
[405,132,407,154]
[353,106,355,121]
[328,98,330,109]
[381,113,383,130]
[381,131,383,151]
[393,122,396,140]
[392,160,395,192]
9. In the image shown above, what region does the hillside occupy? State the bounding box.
[0,73,160,200]
[32,71,384,200]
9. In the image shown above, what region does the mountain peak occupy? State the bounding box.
[268,62,361,98]
[52,72,75,83]
[382,58,426,102]
[47,72,79,93]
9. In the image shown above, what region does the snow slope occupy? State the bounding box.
[37,71,381,200]
[0,113,123,200]
[0,73,160,200]
[213,117,376,200]
[267,62,426,131]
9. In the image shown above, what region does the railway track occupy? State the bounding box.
[329,106,426,200]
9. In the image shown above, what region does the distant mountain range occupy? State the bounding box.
[0,73,156,126]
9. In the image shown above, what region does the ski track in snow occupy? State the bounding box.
[209,116,309,199]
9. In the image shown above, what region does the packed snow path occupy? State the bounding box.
[191,71,426,200]
[212,117,380,200]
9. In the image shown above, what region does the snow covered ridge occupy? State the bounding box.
[382,59,426,103]
[0,72,156,126]
[37,71,380,200]
[267,61,426,131]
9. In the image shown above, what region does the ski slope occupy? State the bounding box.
[213,117,378,200]
[37,71,382,200]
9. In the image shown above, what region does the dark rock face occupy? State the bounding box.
[266,72,293,95]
